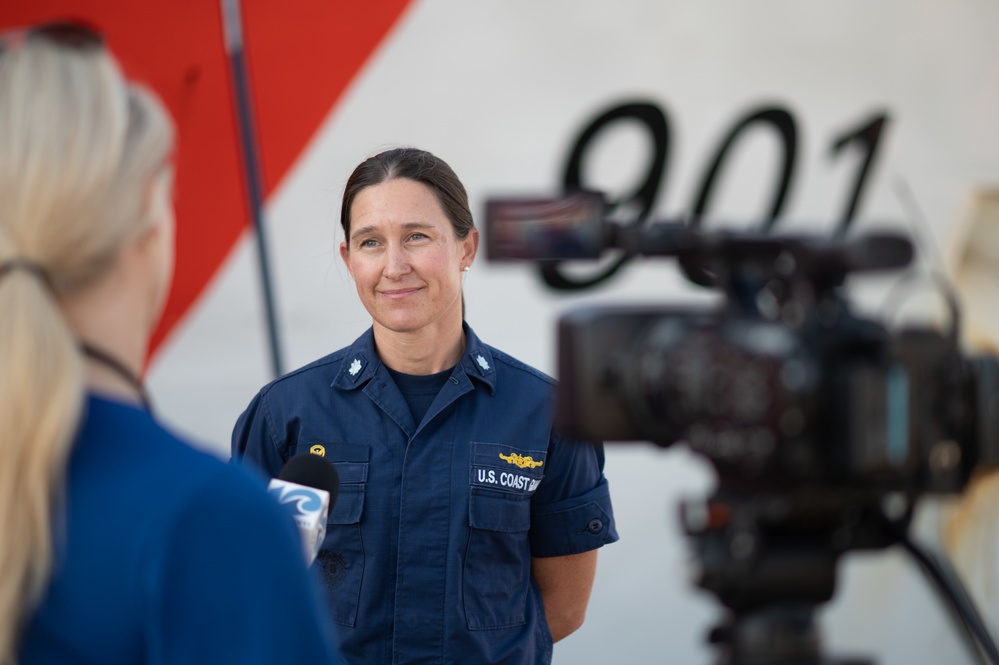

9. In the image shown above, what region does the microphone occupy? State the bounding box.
[267,453,340,564]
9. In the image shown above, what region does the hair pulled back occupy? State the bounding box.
[340,147,474,242]
[0,31,174,663]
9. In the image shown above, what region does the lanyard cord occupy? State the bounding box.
[80,342,152,412]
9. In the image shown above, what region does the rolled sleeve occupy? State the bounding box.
[528,432,619,557]
[530,476,618,557]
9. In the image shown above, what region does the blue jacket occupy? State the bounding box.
[21,395,337,664]
[233,323,618,664]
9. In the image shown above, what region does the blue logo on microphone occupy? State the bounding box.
[267,481,326,514]
[280,488,324,512]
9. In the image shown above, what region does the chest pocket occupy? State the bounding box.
[464,442,546,630]
[298,442,367,627]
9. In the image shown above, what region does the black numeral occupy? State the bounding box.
[540,102,670,290]
[543,102,891,291]
[829,113,890,235]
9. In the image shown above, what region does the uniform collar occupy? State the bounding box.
[332,322,497,395]
[332,328,379,391]
[457,322,497,395]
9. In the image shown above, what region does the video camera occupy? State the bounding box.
[485,190,999,664]
[485,190,999,494]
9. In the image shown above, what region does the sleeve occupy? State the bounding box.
[528,433,620,558]
[231,389,286,477]
[146,468,339,665]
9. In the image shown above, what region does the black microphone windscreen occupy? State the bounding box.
[278,453,340,507]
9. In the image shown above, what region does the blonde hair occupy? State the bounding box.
[0,33,173,663]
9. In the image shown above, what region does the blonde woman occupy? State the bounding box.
[0,22,336,664]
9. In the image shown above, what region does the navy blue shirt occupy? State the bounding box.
[232,323,618,665]
[385,365,450,425]
[21,395,338,665]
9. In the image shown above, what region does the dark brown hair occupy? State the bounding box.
[340,148,474,242]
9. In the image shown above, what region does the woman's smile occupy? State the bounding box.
[379,286,422,299]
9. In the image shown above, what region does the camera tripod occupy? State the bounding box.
[681,486,999,665]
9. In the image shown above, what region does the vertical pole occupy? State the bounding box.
[221,0,284,378]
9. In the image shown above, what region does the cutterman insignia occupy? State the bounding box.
[310,445,326,457]
[499,452,543,469]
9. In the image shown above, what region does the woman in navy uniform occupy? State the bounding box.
[232,147,618,664]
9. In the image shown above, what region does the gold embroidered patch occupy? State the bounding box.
[499,452,543,469]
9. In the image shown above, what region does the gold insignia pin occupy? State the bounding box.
[499,452,543,469]
[310,445,326,457]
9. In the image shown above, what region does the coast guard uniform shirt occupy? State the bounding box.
[233,323,618,665]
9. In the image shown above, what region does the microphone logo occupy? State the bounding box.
[267,478,330,563]
[273,486,326,512]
